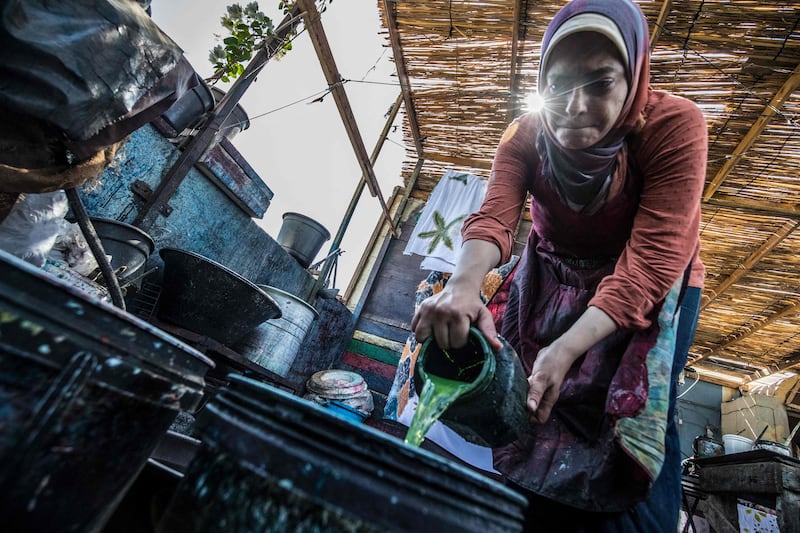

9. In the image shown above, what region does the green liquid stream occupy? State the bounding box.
[404,374,473,447]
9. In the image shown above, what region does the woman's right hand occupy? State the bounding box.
[411,278,503,352]
[411,239,504,351]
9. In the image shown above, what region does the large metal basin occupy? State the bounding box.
[156,247,281,346]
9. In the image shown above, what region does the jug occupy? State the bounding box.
[413,326,529,447]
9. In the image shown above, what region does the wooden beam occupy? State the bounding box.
[695,301,800,364]
[649,0,672,50]
[421,152,493,170]
[505,0,524,124]
[701,219,800,310]
[383,0,425,159]
[742,350,800,385]
[703,63,800,201]
[687,366,746,389]
[297,0,395,232]
[705,197,800,219]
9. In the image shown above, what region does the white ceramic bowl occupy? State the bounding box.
[722,434,755,454]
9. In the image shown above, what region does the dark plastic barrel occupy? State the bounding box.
[156,374,526,533]
[0,249,214,532]
[414,326,529,447]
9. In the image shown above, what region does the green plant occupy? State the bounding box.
[207,2,296,84]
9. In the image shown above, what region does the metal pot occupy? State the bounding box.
[693,435,725,458]
[89,217,155,279]
[754,439,792,457]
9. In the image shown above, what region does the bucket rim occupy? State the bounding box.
[417,326,496,401]
[256,284,319,319]
[88,216,156,253]
[280,212,331,240]
[211,373,529,508]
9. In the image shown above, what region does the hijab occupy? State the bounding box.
[537,0,651,213]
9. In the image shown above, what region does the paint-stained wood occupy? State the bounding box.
[339,351,395,394]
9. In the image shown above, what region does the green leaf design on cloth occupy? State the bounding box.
[448,172,470,184]
[417,211,466,254]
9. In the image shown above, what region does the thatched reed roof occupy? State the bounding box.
[377,0,800,391]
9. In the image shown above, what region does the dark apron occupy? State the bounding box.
[494,161,670,512]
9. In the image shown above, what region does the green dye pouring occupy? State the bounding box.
[404,328,495,447]
[404,373,473,447]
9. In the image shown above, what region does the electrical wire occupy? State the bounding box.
[677,370,702,399]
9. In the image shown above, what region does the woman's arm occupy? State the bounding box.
[412,116,536,350]
[411,239,503,351]
[591,93,708,329]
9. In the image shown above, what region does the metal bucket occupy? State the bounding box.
[210,87,250,140]
[232,285,318,376]
[0,249,214,532]
[160,77,215,134]
[276,212,331,269]
[89,217,155,280]
[156,374,527,532]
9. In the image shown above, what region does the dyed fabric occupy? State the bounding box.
[493,223,682,511]
[403,169,487,273]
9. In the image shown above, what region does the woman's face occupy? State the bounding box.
[542,32,629,150]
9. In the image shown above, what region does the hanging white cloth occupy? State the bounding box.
[403,169,487,273]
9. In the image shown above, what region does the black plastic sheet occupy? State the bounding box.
[0,0,194,153]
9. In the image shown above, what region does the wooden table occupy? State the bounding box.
[695,449,800,532]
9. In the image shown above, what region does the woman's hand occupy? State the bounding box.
[527,306,618,423]
[526,341,581,423]
[411,240,503,351]
[411,281,502,351]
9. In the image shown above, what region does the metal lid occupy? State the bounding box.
[305,369,368,399]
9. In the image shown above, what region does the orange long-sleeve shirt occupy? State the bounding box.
[462,89,707,330]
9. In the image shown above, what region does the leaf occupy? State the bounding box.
[417,211,467,253]
[245,2,259,17]
[448,172,470,184]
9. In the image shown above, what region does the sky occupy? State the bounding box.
[151,1,406,291]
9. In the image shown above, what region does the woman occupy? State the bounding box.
[411,0,707,530]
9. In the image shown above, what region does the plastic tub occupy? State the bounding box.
[89,217,155,280]
[157,247,281,346]
[0,249,213,532]
[156,374,527,532]
[754,439,792,457]
[722,434,755,454]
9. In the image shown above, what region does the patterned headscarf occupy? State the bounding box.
[537,0,650,213]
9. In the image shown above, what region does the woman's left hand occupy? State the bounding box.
[526,341,581,424]
[526,306,618,423]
